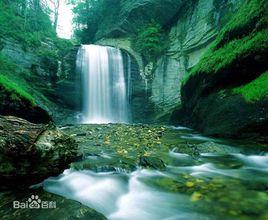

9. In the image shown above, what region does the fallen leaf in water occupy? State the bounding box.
[186,182,195,187]
[191,192,202,201]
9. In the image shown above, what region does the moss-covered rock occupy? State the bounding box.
[0,116,80,189]
[233,71,268,102]
[172,0,268,142]
[0,74,51,123]
[139,156,166,170]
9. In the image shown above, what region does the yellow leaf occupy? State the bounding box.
[191,192,202,202]
[186,182,194,187]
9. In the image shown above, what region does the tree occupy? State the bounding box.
[68,0,104,43]
[48,0,62,31]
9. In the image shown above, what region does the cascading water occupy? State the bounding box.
[76,45,131,124]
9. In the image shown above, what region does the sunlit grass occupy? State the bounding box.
[0,74,35,105]
[233,71,268,102]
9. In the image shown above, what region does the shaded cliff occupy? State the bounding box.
[94,0,243,122]
[0,37,79,123]
[0,2,81,124]
[171,0,268,142]
[90,0,267,140]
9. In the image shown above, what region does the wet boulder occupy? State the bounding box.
[0,116,80,189]
[139,156,166,170]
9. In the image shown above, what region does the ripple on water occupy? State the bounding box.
[44,169,215,220]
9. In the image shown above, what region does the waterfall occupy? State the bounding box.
[76,45,130,124]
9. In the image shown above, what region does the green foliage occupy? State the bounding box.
[183,0,268,84]
[37,48,58,60]
[0,2,56,49]
[0,74,35,105]
[233,71,268,102]
[54,38,74,56]
[0,53,17,74]
[132,22,168,62]
[69,0,105,43]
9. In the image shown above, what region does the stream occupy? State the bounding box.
[41,124,268,220]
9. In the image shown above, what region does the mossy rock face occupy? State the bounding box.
[172,90,268,142]
[0,75,51,123]
[173,0,268,141]
[0,116,80,189]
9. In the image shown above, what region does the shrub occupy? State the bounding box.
[0,3,55,49]
[132,22,169,63]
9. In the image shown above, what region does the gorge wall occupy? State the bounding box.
[95,0,242,122]
[92,0,267,142]
[0,37,79,124]
[172,0,268,141]
[1,0,266,142]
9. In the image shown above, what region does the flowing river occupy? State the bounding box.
[41,124,268,220]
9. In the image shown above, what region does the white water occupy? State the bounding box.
[76,45,131,124]
[42,151,268,220]
[43,169,201,220]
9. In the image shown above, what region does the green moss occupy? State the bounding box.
[0,74,35,105]
[183,0,268,84]
[183,30,268,83]
[216,0,267,47]
[233,71,268,102]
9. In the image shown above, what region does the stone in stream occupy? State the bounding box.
[139,156,166,170]
[0,116,81,189]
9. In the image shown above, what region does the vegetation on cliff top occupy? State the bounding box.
[69,0,106,43]
[0,1,74,115]
[185,29,267,80]
[183,0,268,84]
[215,0,267,48]
[233,71,268,102]
[0,1,55,49]
[131,22,169,63]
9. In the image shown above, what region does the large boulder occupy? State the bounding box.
[0,116,80,189]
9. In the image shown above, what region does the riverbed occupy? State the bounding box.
[1,124,268,220]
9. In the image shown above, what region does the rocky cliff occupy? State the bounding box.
[172,0,268,142]
[95,0,242,122]
[0,37,80,124]
[93,0,267,141]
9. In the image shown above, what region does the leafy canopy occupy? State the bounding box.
[132,22,168,63]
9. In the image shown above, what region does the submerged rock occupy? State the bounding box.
[0,116,80,189]
[139,156,166,170]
